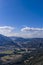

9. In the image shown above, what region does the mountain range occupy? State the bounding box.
[10,36,43,48]
[0,34,43,48]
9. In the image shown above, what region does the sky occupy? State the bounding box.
[0,0,43,38]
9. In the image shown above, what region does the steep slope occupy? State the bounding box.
[0,34,20,48]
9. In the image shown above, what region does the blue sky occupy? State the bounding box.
[0,0,43,38]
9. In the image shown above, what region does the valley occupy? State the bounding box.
[0,35,43,65]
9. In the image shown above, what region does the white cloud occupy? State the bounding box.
[20,26,43,38]
[21,27,43,32]
[0,26,14,36]
[0,26,43,38]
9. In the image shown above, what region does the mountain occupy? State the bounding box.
[0,34,15,46]
[0,34,20,48]
[10,37,43,48]
[0,34,43,48]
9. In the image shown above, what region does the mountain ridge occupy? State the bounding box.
[0,34,43,48]
[10,36,43,48]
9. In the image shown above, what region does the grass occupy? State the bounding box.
[0,50,14,54]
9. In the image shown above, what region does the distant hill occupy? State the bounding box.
[10,36,43,48]
[0,34,43,48]
[0,34,20,48]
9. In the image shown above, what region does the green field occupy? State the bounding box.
[0,50,14,54]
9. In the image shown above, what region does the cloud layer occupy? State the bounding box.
[0,26,43,38]
[21,27,43,38]
[0,26,14,36]
[21,27,43,32]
